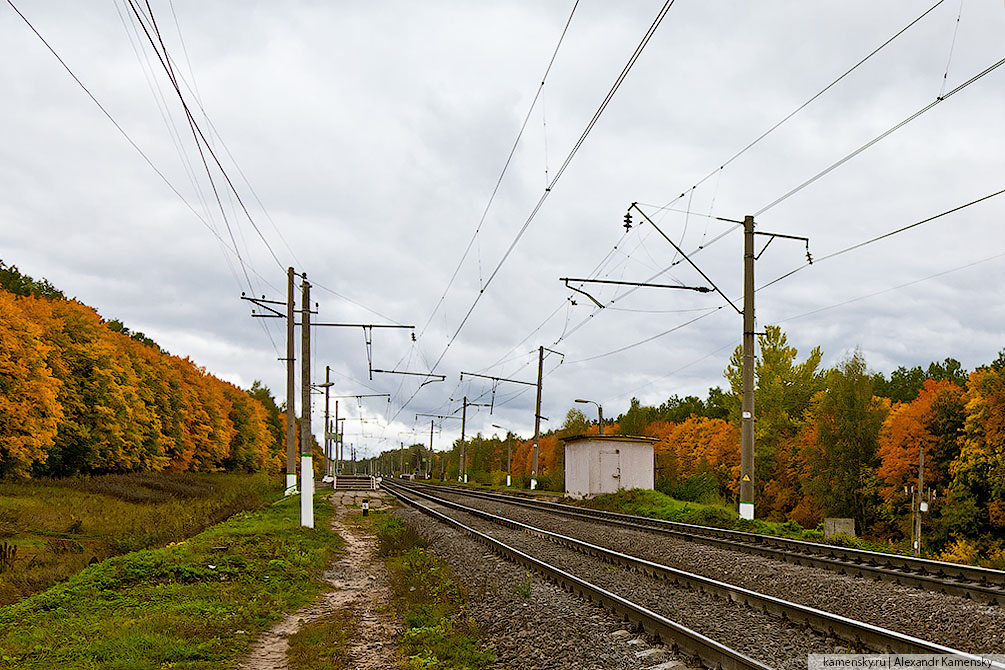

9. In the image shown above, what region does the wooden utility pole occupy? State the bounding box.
[321,366,334,479]
[914,446,926,557]
[460,397,467,483]
[286,267,297,495]
[532,346,544,490]
[740,216,755,520]
[300,275,314,528]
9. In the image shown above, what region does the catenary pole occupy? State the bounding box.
[459,397,467,483]
[531,345,544,490]
[285,267,297,495]
[740,216,755,520]
[300,275,314,528]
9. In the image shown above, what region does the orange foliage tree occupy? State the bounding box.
[0,284,278,478]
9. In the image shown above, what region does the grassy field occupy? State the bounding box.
[0,491,341,669]
[0,472,278,606]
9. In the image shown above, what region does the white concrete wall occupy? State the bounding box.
[564,437,654,499]
[565,441,592,499]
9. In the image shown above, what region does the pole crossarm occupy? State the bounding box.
[561,279,605,308]
[415,413,462,421]
[241,293,318,318]
[372,369,446,388]
[753,230,813,263]
[560,277,711,293]
[459,371,536,386]
[630,203,741,315]
[312,323,414,329]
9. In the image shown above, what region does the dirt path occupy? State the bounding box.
[240,490,399,670]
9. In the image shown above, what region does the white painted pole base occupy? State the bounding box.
[285,473,297,496]
[739,502,754,520]
[301,455,314,528]
[506,475,511,487]
[530,478,537,491]
[463,474,468,483]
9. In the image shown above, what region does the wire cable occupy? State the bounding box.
[393,1,679,422]
[654,0,947,215]
[757,185,1005,292]
[756,54,1005,216]
[772,251,1005,326]
[416,0,581,340]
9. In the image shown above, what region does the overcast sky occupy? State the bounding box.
[3,1,1004,458]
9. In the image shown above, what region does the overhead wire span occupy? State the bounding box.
[565,307,724,364]
[393,0,679,422]
[772,251,1005,327]
[755,54,1005,216]
[653,0,947,214]
[609,339,737,403]
[416,0,581,341]
[757,185,1005,292]
[125,0,287,274]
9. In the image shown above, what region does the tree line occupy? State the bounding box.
[0,262,287,478]
[417,326,1003,564]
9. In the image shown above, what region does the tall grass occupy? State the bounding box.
[0,472,279,605]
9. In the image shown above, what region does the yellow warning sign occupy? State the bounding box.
[741,474,751,482]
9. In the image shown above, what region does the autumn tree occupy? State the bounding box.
[0,292,63,476]
[948,366,1005,547]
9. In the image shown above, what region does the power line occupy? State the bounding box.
[755,55,1005,216]
[392,1,679,421]
[758,185,1005,292]
[416,0,581,341]
[565,307,723,364]
[125,0,287,274]
[772,251,1005,327]
[653,0,947,215]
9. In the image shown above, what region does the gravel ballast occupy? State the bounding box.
[406,486,1005,656]
[392,504,702,670]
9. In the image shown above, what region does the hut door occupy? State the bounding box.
[599,449,621,494]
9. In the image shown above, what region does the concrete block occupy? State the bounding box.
[824,517,855,538]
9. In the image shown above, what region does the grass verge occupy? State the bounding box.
[371,512,494,670]
[0,472,279,606]
[580,488,903,554]
[0,492,340,669]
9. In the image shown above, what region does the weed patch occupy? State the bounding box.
[371,515,493,669]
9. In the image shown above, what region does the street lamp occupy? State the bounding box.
[492,424,512,487]
[574,399,603,435]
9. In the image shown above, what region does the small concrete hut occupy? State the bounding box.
[563,434,655,499]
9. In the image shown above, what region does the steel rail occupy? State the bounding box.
[385,480,999,664]
[382,481,773,670]
[401,480,1005,604]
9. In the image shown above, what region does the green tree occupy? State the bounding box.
[723,325,823,516]
[561,407,591,435]
[802,350,888,530]
[616,397,654,436]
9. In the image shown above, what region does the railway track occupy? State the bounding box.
[382,479,1002,670]
[397,480,1005,605]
